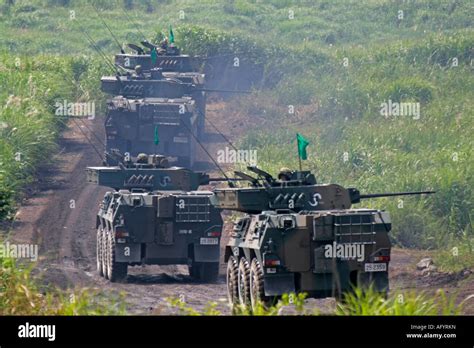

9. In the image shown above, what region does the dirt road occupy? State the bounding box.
[9,103,474,315]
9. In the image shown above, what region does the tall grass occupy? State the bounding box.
[0,0,472,55]
[336,287,466,316]
[167,289,467,315]
[0,258,124,315]
[0,52,105,222]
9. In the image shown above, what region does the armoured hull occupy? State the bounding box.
[96,190,223,282]
[88,155,223,283]
[225,209,391,300]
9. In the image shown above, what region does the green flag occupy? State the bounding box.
[169,25,175,44]
[154,125,159,145]
[296,133,310,160]
[151,48,157,64]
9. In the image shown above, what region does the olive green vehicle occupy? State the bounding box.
[104,96,199,168]
[101,70,207,167]
[210,166,434,310]
[87,153,223,283]
[101,60,247,167]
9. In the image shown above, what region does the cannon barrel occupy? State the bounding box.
[208,178,247,182]
[246,166,274,182]
[350,189,435,204]
[197,88,251,94]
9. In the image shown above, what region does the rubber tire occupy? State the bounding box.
[250,258,274,311]
[105,228,128,283]
[226,256,239,306]
[96,227,104,277]
[191,261,219,283]
[238,258,251,308]
[102,227,109,280]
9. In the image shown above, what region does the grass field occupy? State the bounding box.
[0,0,472,265]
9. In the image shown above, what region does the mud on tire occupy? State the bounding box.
[238,258,251,308]
[102,227,109,279]
[226,256,239,306]
[250,258,274,311]
[105,228,128,282]
[96,227,104,277]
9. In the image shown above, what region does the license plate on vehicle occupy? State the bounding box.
[200,238,218,245]
[364,263,387,272]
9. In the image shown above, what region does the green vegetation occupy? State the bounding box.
[336,287,466,315]
[0,0,472,251]
[0,0,472,314]
[0,258,124,315]
[0,0,471,55]
[167,293,311,316]
[168,289,467,315]
[434,237,474,272]
[0,52,104,221]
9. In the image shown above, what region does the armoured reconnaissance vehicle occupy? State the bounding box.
[210,166,434,310]
[102,40,249,168]
[100,40,206,167]
[101,69,206,167]
[101,70,248,167]
[87,153,223,283]
[104,96,198,168]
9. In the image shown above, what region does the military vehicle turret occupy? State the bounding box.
[101,71,206,98]
[87,153,223,283]
[211,166,434,310]
[116,41,198,73]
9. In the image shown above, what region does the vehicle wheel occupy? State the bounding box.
[102,227,108,277]
[250,258,274,311]
[96,227,104,277]
[106,229,128,282]
[238,258,251,308]
[226,256,239,306]
[103,227,110,280]
[190,261,219,283]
